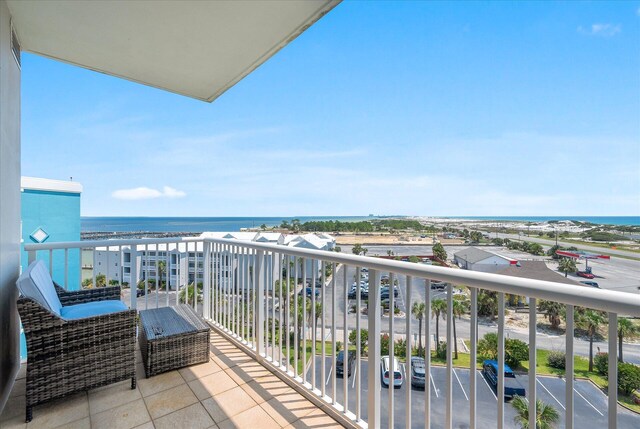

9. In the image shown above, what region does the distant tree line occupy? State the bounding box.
[280,219,433,233]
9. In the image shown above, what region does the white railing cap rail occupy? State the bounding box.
[24,236,640,316]
[204,238,640,316]
[24,236,202,251]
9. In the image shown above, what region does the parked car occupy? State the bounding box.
[430,281,447,290]
[577,271,595,279]
[580,281,600,288]
[482,360,525,399]
[380,286,399,298]
[381,356,403,388]
[298,287,320,298]
[305,279,323,288]
[348,287,357,299]
[410,357,426,388]
[336,350,356,377]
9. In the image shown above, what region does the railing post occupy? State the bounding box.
[566,304,574,429]
[368,269,381,429]
[446,282,453,429]
[27,250,36,265]
[528,297,537,429]
[608,313,618,429]
[130,247,137,309]
[256,250,265,360]
[203,241,211,320]
[497,292,505,429]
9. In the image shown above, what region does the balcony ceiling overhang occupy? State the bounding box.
[7,0,339,102]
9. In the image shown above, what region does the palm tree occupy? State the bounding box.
[618,318,638,362]
[157,260,166,290]
[538,300,563,330]
[576,308,606,372]
[291,296,311,357]
[452,298,469,359]
[512,395,560,429]
[558,258,576,278]
[411,301,426,355]
[431,299,446,346]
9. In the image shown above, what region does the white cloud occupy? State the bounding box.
[112,186,186,200]
[578,23,621,37]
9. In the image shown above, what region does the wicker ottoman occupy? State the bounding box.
[138,304,210,377]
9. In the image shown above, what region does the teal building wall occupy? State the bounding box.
[21,188,81,290]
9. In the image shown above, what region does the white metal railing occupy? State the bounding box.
[24,237,640,429]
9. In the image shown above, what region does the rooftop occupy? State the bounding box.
[453,247,514,264]
[496,260,582,285]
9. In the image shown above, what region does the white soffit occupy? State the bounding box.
[7,0,339,102]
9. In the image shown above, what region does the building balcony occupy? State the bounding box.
[15,236,640,429]
[2,330,341,429]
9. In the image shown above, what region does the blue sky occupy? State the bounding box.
[21,1,640,217]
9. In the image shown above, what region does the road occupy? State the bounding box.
[320,264,640,365]
[307,356,640,428]
[491,232,640,260]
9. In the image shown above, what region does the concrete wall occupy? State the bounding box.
[0,0,21,412]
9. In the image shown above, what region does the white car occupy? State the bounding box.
[381,356,403,388]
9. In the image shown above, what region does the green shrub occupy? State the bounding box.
[505,339,529,369]
[478,333,498,360]
[435,342,447,359]
[594,353,608,375]
[381,334,390,356]
[547,351,566,370]
[349,329,368,354]
[618,363,640,396]
[394,338,407,358]
[477,333,529,368]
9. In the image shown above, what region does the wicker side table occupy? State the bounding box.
[138,304,210,377]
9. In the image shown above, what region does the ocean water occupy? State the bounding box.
[81,215,640,232]
[81,216,378,232]
[436,216,640,226]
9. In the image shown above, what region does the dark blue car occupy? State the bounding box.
[298,287,320,298]
[482,360,526,399]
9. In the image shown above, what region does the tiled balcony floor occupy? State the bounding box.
[1,331,343,429]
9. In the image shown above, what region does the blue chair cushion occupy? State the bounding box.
[60,300,128,320]
[16,260,63,316]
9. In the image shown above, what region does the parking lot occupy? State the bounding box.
[308,356,640,428]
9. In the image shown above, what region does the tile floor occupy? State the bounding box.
[0,331,344,429]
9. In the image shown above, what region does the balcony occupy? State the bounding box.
[11,236,640,428]
[2,329,341,429]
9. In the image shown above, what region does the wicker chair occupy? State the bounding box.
[17,263,136,422]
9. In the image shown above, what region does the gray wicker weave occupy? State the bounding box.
[138,305,210,377]
[17,285,136,422]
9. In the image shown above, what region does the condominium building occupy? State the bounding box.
[92,232,336,290]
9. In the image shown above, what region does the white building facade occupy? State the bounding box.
[92,232,336,290]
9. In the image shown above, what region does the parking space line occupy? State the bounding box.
[536,378,565,410]
[452,369,469,401]
[563,379,604,416]
[480,371,497,400]
[326,365,332,386]
[430,371,439,398]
